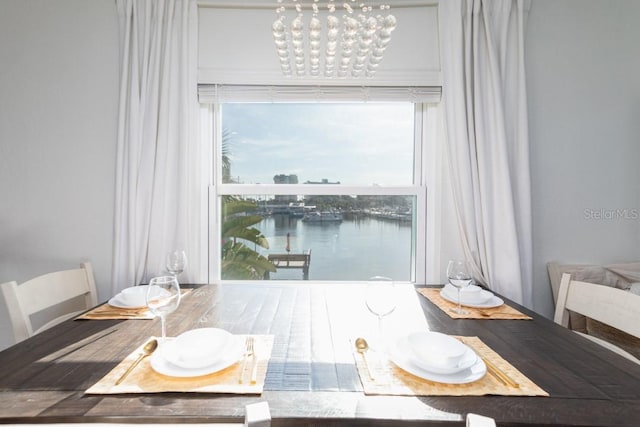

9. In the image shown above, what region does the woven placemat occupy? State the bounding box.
[76,288,193,320]
[417,288,531,320]
[86,335,274,395]
[353,336,547,397]
[75,304,154,320]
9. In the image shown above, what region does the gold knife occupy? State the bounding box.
[482,356,519,388]
[250,351,258,384]
[87,312,145,318]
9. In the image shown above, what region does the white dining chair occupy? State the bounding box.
[1,262,98,344]
[466,413,496,427]
[554,273,640,364]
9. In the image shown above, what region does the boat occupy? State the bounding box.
[288,202,305,218]
[302,211,343,223]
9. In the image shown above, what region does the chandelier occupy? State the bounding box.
[272,0,397,78]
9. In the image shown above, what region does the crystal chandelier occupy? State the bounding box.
[272,0,397,78]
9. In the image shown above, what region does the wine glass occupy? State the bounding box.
[146,276,181,341]
[365,276,397,349]
[166,250,187,278]
[446,260,473,315]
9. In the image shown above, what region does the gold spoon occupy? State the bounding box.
[115,339,158,385]
[355,337,375,381]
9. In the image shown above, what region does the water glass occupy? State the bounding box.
[446,260,473,315]
[365,276,397,348]
[166,250,187,277]
[146,276,181,340]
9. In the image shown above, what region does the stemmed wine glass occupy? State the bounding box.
[365,276,397,349]
[166,250,187,278]
[146,276,181,341]
[446,260,473,315]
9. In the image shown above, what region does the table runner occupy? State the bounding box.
[86,335,274,395]
[353,336,547,397]
[417,288,531,320]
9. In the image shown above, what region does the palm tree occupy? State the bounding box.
[218,129,275,278]
[221,197,276,279]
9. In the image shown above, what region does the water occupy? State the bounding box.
[254,215,412,281]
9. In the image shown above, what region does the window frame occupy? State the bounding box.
[203,95,439,284]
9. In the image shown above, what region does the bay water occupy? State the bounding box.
[255,215,412,281]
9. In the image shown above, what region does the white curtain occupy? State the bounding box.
[112,0,203,294]
[439,0,533,306]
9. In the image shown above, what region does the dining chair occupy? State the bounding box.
[1,262,98,344]
[466,413,496,427]
[554,273,640,364]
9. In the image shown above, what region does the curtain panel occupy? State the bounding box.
[439,0,533,306]
[112,0,202,293]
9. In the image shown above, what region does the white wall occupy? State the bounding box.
[1,0,639,349]
[0,0,119,350]
[526,0,640,317]
[198,3,441,86]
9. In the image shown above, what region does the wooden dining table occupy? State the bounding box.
[0,282,639,426]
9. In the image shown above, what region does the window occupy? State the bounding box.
[201,86,441,283]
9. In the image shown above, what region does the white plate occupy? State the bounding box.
[150,335,244,378]
[390,345,486,384]
[107,295,146,309]
[440,288,504,308]
[398,335,478,375]
[108,286,170,309]
[162,328,233,369]
[405,331,467,370]
[443,284,493,305]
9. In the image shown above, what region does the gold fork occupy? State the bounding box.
[239,337,254,384]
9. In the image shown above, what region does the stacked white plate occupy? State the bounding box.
[389,331,486,384]
[440,284,504,308]
[150,328,244,377]
[108,285,146,309]
[108,285,168,309]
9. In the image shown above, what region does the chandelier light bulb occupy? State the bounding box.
[273,1,396,78]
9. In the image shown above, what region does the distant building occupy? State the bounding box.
[273,174,299,184]
[304,178,341,184]
[273,174,298,204]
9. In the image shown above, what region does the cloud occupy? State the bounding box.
[222,103,415,185]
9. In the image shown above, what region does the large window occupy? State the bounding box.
[203,86,440,283]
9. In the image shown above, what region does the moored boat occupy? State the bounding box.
[302,211,343,223]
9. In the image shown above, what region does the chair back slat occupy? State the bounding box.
[1,262,98,343]
[554,273,640,364]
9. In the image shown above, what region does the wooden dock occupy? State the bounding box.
[265,249,312,280]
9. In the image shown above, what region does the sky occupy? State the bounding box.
[221,103,415,186]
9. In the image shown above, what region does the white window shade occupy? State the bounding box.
[198,84,441,103]
[198,2,441,86]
